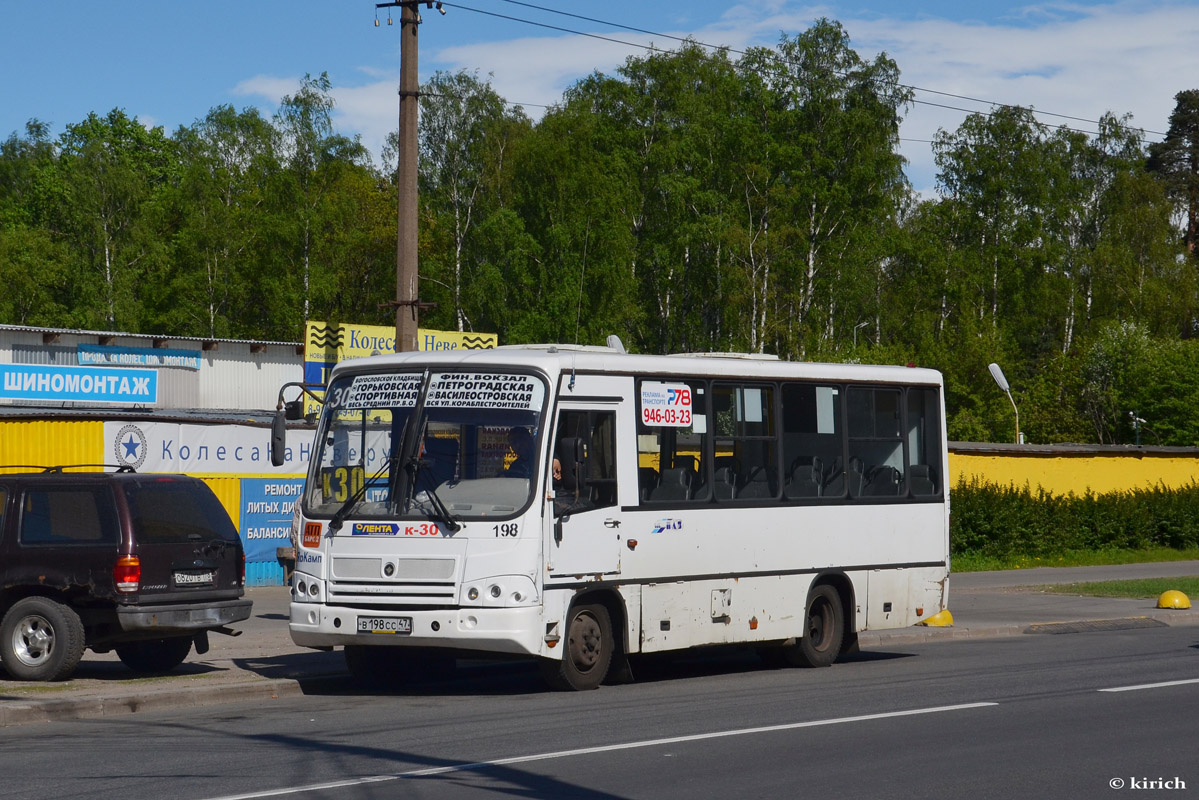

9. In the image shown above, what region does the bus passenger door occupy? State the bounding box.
[547,404,622,577]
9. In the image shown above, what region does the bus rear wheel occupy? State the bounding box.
[540,603,612,691]
[784,584,844,668]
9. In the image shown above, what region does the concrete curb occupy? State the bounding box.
[0,677,309,728]
[858,624,1026,647]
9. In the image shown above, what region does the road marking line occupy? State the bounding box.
[1099,678,1199,693]
[204,702,998,800]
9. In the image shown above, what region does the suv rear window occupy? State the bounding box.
[20,487,120,545]
[125,482,239,544]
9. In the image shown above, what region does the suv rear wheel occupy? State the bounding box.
[115,637,193,673]
[0,597,86,681]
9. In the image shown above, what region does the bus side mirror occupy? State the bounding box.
[270,410,288,467]
[283,399,306,420]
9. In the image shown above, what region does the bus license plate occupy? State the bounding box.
[357,616,412,635]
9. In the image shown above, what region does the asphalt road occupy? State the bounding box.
[2,622,1196,800]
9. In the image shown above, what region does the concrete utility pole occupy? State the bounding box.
[378,1,441,353]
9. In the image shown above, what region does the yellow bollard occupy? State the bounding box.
[1156,590,1191,609]
[918,609,954,627]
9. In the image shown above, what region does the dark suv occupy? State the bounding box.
[0,467,251,681]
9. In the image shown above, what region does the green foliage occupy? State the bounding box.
[0,25,1196,447]
[951,478,1199,560]
[1147,89,1199,256]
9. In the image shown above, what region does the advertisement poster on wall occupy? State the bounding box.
[240,478,304,563]
[103,420,314,474]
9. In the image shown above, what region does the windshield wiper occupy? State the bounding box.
[407,456,461,533]
[329,456,396,532]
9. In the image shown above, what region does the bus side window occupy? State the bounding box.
[638,379,710,505]
[847,387,904,499]
[713,383,778,502]
[907,388,942,497]
[781,383,843,500]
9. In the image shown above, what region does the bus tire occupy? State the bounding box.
[540,603,612,691]
[0,596,86,681]
[786,584,844,668]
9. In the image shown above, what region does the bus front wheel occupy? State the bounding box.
[540,603,613,691]
[785,584,844,668]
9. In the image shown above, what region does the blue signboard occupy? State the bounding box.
[239,478,304,563]
[0,364,158,404]
[78,344,202,370]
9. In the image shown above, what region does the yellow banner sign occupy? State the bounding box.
[303,322,497,414]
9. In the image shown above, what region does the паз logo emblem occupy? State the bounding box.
[113,424,147,470]
[651,519,683,534]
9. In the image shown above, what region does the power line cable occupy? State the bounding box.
[439,0,1165,140]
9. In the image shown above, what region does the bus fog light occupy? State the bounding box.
[431,621,441,632]
[307,610,318,625]
[489,585,502,598]
[465,616,478,629]
[468,587,479,600]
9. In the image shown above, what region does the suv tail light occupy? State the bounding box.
[240,548,246,584]
[114,555,141,593]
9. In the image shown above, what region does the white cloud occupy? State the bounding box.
[229,1,1199,196]
[433,33,662,112]
[837,2,1199,192]
[232,74,397,166]
[330,81,400,165]
[232,75,302,105]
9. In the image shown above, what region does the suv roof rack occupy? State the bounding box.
[0,464,136,474]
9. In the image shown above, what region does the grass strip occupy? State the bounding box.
[1041,576,1199,599]
[952,548,1199,573]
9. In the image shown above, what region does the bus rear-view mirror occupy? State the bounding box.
[270,410,288,467]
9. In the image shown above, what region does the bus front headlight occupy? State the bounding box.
[461,576,537,607]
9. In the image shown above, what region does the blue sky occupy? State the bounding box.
[3,0,1197,193]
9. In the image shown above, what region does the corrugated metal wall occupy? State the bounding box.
[0,419,104,470]
[194,354,300,410]
[2,328,302,411]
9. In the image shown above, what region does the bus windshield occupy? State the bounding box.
[305,369,548,521]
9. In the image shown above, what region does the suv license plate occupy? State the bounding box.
[174,571,214,586]
[357,616,413,635]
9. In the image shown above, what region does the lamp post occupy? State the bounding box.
[988,362,1021,444]
[853,321,869,348]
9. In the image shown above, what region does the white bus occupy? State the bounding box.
[274,338,949,690]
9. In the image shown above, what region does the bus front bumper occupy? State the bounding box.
[289,602,546,657]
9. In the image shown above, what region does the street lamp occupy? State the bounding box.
[1128,412,1161,446]
[853,321,869,348]
[988,362,1021,444]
